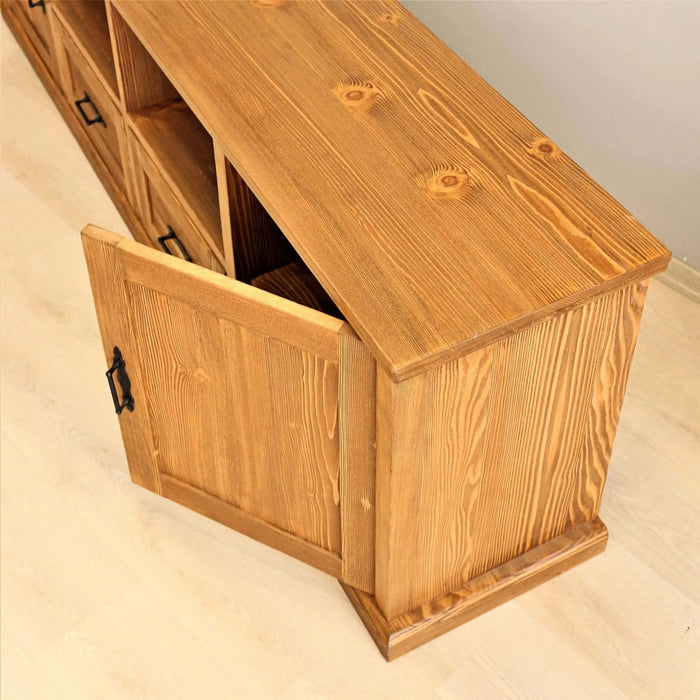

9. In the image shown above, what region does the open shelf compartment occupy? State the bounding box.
[53,0,118,98]
[129,99,224,262]
[110,1,343,320]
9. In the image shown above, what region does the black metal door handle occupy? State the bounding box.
[74,92,106,128]
[157,226,192,261]
[27,0,46,14]
[106,346,134,415]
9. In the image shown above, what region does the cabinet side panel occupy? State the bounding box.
[573,281,648,520]
[81,227,161,493]
[375,345,495,620]
[375,286,643,619]
[339,327,377,592]
[467,294,612,579]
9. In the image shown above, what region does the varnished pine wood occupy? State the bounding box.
[111,0,670,379]
[107,2,178,113]
[83,228,346,556]
[3,27,699,689]
[375,342,495,619]
[375,284,646,619]
[2,3,150,245]
[251,262,342,318]
[127,126,225,272]
[161,475,342,578]
[338,326,377,593]
[576,281,649,519]
[4,0,53,70]
[343,518,608,660]
[4,0,673,658]
[213,141,237,277]
[128,99,224,261]
[81,227,161,492]
[52,0,118,100]
[126,281,342,554]
[52,12,125,189]
[219,155,296,283]
[118,236,345,361]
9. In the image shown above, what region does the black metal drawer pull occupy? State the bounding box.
[157,226,192,261]
[106,346,134,415]
[27,0,46,14]
[74,92,106,128]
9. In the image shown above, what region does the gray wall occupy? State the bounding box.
[402,1,700,269]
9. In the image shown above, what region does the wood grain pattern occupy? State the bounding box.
[2,4,149,245]
[219,153,296,283]
[160,475,342,578]
[128,285,342,551]
[111,0,670,379]
[52,13,125,189]
[375,284,645,619]
[80,227,160,493]
[128,99,224,260]
[344,518,608,660]
[574,281,648,520]
[118,236,344,362]
[213,140,237,277]
[4,30,697,689]
[83,228,345,555]
[375,343,495,619]
[251,262,342,318]
[52,0,118,100]
[7,0,669,656]
[5,0,53,70]
[128,126,225,272]
[338,326,377,593]
[125,269,342,553]
[467,293,612,578]
[107,2,178,113]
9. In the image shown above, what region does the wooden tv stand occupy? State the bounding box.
[3,0,670,660]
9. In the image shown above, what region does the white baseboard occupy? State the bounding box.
[656,257,700,304]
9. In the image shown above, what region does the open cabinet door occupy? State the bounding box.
[82,225,348,576]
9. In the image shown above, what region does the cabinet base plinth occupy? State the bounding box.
[341,518,608,661]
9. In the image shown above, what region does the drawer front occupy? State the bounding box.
[8,0,53,68]
[130,132,225,273]
[54,19,124,187]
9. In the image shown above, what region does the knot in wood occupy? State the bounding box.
[529,138,560,159]
[379,12,400,25]
[335,82,383,112]
[423,168,475,200]
[251,0,287,7]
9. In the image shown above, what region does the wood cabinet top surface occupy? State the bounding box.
[113,0,670,380]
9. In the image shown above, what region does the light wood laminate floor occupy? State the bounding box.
[1,21,699,699]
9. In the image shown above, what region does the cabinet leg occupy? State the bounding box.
[341,518,608,661]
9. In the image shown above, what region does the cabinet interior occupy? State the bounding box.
[54,0,118,96]
[130,99,224,259]
[109,3,343,320]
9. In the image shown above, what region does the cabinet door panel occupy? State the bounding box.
[82,226,345,563]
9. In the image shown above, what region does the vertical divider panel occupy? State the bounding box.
[214,150,297,283]
[213,140,237,278]
[104,0,126,108]
[107,4,178,113]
